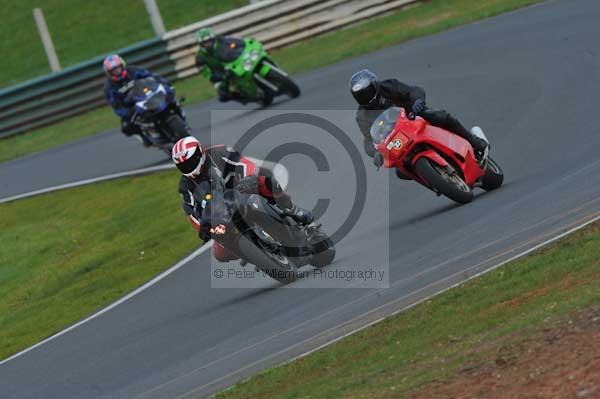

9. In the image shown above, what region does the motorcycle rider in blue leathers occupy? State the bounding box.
[103,54,170,146]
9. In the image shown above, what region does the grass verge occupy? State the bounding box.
[0,0,545,164]
[1,0,247,87]
[214,221,600,399]
[0,170,199,361]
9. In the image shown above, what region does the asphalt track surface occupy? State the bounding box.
[2,0,600,397]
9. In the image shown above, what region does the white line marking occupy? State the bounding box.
[0,242,213,366]
[289,212,600,361]
[173,212,600,398]
[0,164,175,204]
[0,158,289,365]
[0,158,289,204]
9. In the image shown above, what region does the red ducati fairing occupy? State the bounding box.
[371,107,503,204]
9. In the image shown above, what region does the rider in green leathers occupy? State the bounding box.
[196,27,251,103]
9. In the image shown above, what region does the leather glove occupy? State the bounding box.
[199,223,212,242]
[373,152,384,170]
[412,99,426,115]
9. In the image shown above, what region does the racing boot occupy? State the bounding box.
[284,204,314,226]
[469,126,490,166]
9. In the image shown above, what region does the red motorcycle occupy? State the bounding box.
[371,107,503,204]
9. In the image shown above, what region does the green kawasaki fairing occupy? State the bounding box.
[205,38,300,106]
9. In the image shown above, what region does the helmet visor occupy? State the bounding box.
[109,66,124,77]
[200,38,215,50]
[176,147,204,175]
[351,80,378,105]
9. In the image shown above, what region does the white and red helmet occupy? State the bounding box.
[172,137,206,177]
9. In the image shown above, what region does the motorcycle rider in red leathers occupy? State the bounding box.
[172,136,313,262]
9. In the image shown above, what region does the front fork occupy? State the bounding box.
[253,59,288,94]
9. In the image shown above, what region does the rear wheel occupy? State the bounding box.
[258,90,274,107]
[481,157,504,191]
[237,234,298,284]
[308,232,335,268]
[415,158,474,204]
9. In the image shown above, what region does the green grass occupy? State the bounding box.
[0,0,545,164]
[1,0,247,87]
[0,170,200,360]
[215,222,600,399]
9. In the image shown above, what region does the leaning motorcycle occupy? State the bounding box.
[371,107,503,204]
[209,38,301,107]
[196,178,335,284]
[124,77,190,154]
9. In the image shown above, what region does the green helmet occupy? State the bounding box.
[197,27,216,51]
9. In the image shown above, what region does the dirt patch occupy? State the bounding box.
[410,308,600,399]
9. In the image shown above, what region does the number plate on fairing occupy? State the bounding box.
[387,138,403,151]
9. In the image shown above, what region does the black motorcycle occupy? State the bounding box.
[124,77,190,154]
[196,177,335,284]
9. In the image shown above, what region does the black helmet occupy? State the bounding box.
[349,69,380,106]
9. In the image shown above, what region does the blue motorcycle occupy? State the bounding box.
[124,77,190,153]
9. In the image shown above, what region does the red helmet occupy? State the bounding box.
[103,54,128,83]
[172,137,206,177]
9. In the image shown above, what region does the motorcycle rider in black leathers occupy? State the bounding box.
[172,136,313,262]
[350,69,489,167]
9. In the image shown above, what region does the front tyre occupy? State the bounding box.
[415,158,474,204]
[237,235,298,284]
[481,157,504,191]
[263,63,301,98]
[279,75,300,98]
[165,115,190,141]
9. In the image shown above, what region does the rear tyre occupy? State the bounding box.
[481,157,504,191]
[308,233,335,268]
[237,234,298,284]
[258,90,274,107]
[415,158,474,204]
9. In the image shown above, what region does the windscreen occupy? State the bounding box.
[126,78,159,102]
[195,179,232,228]
[370,107,400,144]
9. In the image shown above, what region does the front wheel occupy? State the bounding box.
[237,234,298,284]
[481,157,504,191]
[415,158,474,204]
[262,63,301,98]
[279,75,300,98]
[164,114,190,142]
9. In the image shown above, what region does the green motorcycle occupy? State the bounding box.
[211,38,300,107]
